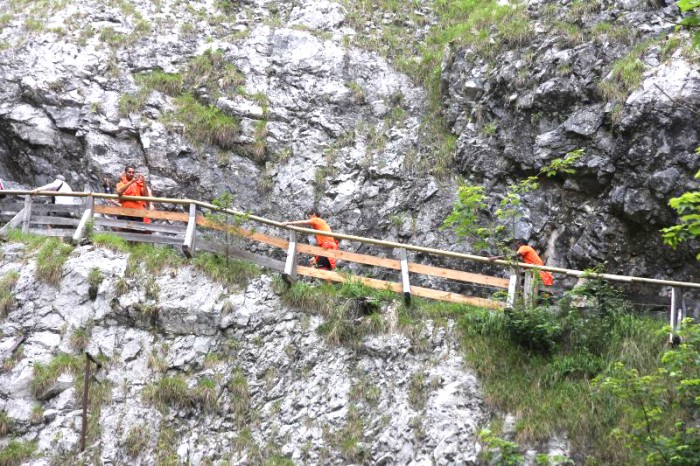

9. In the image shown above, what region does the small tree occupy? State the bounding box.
[594,320,700,465]
[660,150,700,260]
[442,149,583,255]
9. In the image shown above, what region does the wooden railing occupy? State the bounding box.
[0,190,698,338]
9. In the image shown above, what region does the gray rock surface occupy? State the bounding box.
[0,243,488,464]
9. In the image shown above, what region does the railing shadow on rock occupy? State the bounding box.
[1,190,699,340]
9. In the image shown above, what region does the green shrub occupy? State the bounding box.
[594,321,700,465]
[505,306,563,354]
[124,423,150,458]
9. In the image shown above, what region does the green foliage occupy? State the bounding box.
[69,323,92,352]
[91,232,130,252]
[88,267,104,300]
[478,428,524,466]
[193,252,260,287]
[169,93,239,149]
[0,271,19,317]
[678,0,700,47]
[442,150,583,254]
[124,423,150,458]
[505,306,563,354]
[594,320,700,465]
[135,70,183,96]
[0,440,37,466]
[31,353,82,398]
[661,159,700,259]
[142,375,191,413]
[35,238,74,285]
[0,410,12,436]
[99,27,128,47]
[459,287,666,462]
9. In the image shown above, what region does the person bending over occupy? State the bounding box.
[284,209,339,270]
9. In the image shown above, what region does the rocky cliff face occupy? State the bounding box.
[0,242,486,464]
[442,0,700,281]
[0,2,696,291]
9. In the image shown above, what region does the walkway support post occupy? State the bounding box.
[506,268,521,308]
[283,230,298,285]
[72,195,94,245]
[182,203,197,258]
[669,287,686,345]
[523,270,537,308]
[399,248,411,305]
[22,196,32,234]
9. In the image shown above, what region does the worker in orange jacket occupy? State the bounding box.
[490,238,554,286]
[284,209,339,270]
[116,165,151,223]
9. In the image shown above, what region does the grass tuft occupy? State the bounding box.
[0,440,37,466]
[192,252,260,287]
[31,353,82,399]
[0,271,20,317]
[35,239,74,285]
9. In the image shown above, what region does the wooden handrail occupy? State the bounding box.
[2,190,699,290]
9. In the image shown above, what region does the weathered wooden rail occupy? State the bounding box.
[0,190,698,339]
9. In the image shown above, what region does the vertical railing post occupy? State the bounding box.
[506,267,521,309]
[399,248,411,306]
[669,287,685,345]
[523,270,538,308]
[182,203,197,258]
[72,195,94,245]
[22,195,33,234]
[283,230,298,285]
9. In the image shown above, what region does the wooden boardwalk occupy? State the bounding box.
[1,190,698,339]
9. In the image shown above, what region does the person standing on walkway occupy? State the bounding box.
[32,175,79,207]
[283,209,339,270]
[116,165,150,223]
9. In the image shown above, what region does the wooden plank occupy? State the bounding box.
[94,205,189,222]
[297,243,401,269]
[409,285,505,309]
[0,208,25,237]
[297,265,403,291]
[0,202,25,211]
[28,228,74,237]
[196,239,286,272]
[29,204,83,214]
[195,217,289,249]
[30,215,80,227]
[296,243,508,289]
[108,231,184,246]
[296,266,504,308]
[407,262,510,289]
[94,217,186,235]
